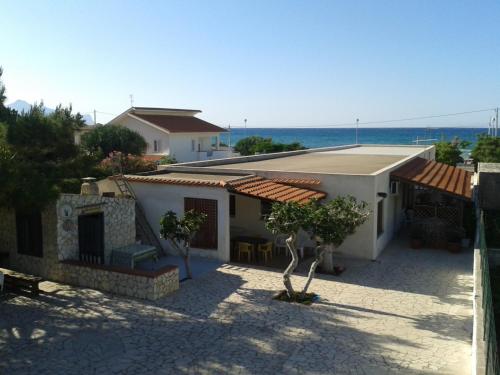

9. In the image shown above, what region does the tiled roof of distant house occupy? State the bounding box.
[391,157,473,200]
[133,114,227,133]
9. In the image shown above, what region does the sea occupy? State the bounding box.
[221,127,488,153]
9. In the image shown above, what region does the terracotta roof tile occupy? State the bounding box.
[391,157,473,200]
[133,114,227,133]
[123,175,227,187]
[270,178,321,186]
[142,155,163,162]
[227,176,326,204]
[122,174,327,203]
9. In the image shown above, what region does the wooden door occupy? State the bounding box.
[184,198,218,250]
[78,212,105,264]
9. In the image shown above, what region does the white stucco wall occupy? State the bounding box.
[169,133,220,162]
[113,115,222,163]
[230,194,269,239]
[128,182,231,261]
[118,116,171,155]
[228,169,378,260]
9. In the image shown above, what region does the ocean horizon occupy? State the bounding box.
[221,127,489,150]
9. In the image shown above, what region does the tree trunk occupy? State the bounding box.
[283,233,298,298]
[183,243,193,279]
[301,245,328,294]
[169,238,193,279]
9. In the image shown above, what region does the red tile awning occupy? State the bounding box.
[391,157,473,200]
[227,176,326,204]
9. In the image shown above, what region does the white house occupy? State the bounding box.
[98,144,474,271]
[108,107,230,162]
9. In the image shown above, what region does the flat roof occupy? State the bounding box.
[214,154,403,174]
[208,146,429,175]
[324,145,429,156]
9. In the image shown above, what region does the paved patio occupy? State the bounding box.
[0,237,473,374]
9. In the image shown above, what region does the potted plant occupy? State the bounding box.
[446,228,465,254]
[410,224,424,249]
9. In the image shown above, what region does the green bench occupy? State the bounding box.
[111,244,158,269]
[0,267,42,295]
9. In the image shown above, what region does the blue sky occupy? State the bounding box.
[1,0,499,127]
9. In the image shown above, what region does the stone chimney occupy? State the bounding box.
[80,177,99,196]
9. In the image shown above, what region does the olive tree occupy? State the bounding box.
[265,197,369,299]
[159,210,206,279]
[265,201,308,297]
[301,196,369,294]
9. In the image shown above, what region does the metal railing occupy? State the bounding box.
[480,214,500,375]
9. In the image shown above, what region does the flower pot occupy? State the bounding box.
[410,239,423,249]
[447,242,461,253]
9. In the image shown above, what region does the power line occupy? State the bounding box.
[227,107,496,129]
[355,108,495,126]
[82,106,497,128]
[228,123,491,129]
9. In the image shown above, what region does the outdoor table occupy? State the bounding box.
[111,244,158,269]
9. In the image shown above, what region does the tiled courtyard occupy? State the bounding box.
[0,237,473,375]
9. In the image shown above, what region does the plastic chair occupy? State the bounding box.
[257,242,273,264]
[238,242,254,262]
[297,231,314,259]
[274,235,288,256]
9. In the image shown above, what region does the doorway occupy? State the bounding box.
[78,212,105,264]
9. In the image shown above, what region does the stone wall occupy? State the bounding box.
[0,194,179,299]
[60,261,179,300]
[57,194,136,264]
[0,204,64,280]
[0,194,136,279]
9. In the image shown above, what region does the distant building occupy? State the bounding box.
[107,107,230,163]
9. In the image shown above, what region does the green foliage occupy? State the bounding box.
[159,210,207,245]
[97,151,157,176]
[2,105,86,210]
[0,67,5,106]
[235,136,305,156]
[0,70,101,210]
[434,138,469,166]
[265,197,369,248]
[81,124,147,157]
[265,201,308,236]
[0,67,17,126]
[0,142,18,206]
[471,134,500,164]
[0,102,96,210]
[158,155,178,165]
[306,197,369,247]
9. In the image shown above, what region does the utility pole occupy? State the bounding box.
[129,94,134,107]
[244,118,247,138]
[228,124,232,154]
[496,107,499,137]
[355,118,359,144]
[93,109,97,125]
